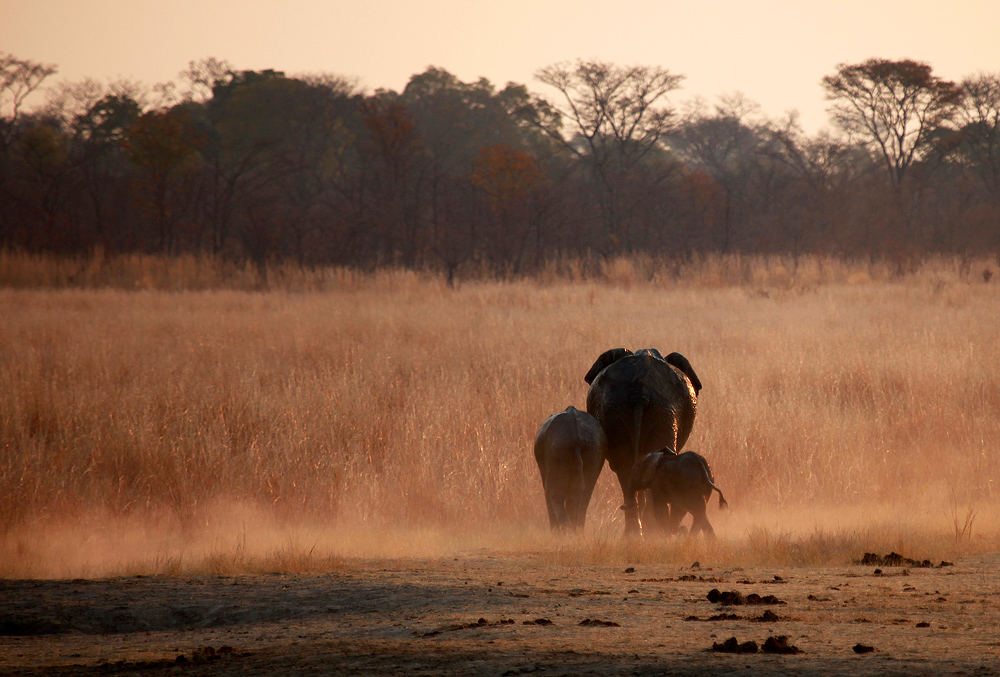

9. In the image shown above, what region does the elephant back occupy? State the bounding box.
[586,353,698,469]
[535,406,606,460]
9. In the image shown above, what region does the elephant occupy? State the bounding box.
[629,449,728,537]
[584,347,701,536]
[533,406,607,531]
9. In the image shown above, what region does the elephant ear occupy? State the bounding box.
[584,348,633,385]
[632,451,664,491]
[666,352,702,394]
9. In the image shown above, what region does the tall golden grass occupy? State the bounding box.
[1,251,999,577]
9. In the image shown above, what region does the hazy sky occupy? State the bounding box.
[4,0,1000,132]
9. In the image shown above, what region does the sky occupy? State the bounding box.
[4,0,1000,133]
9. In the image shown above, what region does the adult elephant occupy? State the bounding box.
[584,348,702,536]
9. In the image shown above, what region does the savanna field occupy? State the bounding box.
[3,253,999,578]
[5,253,1000,675]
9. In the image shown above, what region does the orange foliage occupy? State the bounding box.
[470,144,542,211]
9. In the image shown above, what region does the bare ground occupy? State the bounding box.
[3,551,1000,676]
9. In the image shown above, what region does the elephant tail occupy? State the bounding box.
[696,454,728,510]
[572,445,586,493]
[631,402,644,460]
[625,403,645,494]
[713,485,729,510]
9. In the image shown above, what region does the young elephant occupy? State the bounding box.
[534,406,606,530]
[630,449,728,536]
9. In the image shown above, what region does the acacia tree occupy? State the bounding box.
[532,60,683,251]
[822,58,962,187]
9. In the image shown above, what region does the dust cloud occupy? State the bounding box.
[3,489,996,579]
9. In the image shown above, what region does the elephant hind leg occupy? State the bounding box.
[570,479,597,531]
[617,475,642,537]
[689,506,716,538]
[544,485,571,530]
[651,499,673,533]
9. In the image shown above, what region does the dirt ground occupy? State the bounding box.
[2,551,1000,676]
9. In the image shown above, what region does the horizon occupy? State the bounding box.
[4,0,1000,133]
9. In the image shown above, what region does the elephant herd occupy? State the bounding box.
[533,348,727,537]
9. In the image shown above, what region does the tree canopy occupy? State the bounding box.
[1,55,998,280]
[822,58,962,186]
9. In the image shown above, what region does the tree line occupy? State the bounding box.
[2,54,999,281]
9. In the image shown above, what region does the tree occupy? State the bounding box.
[72,93,143,247]
[822,58,962,187]
[178,57,234,103]
[532,60,683,251]
[949,72,1000,255]
[671,94,777,253]
[398,67,545,274]
[954,73,1000,199]
[470,143,544,272]
[9,121,73,250]
[192,68,285,255]
[214,73,356,266]
[355,96,426,266]
[767,117,873,255]
[124,108,203,253]
[0,53,57,148]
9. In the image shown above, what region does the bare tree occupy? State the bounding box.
[822,58,961,187]
[532,60,683,251]
[670,94,774,253]
[0,53,57,146]
[952,72,1000,257]
[179,57,235,103]
[41,78,105,128]
[955,72,1000,199]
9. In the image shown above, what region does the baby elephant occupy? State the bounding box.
[534,406,606,530]
[630,449,728,536]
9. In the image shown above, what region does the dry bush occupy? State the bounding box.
[1,255,999,576]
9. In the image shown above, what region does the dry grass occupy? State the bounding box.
[2,253,999,577]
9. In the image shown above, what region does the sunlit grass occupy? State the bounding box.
[1,252,999,577]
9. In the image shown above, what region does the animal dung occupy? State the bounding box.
[761,636,803,654]
[711,637,759,654]
[706,589,786,606]
[856,552,946,568]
